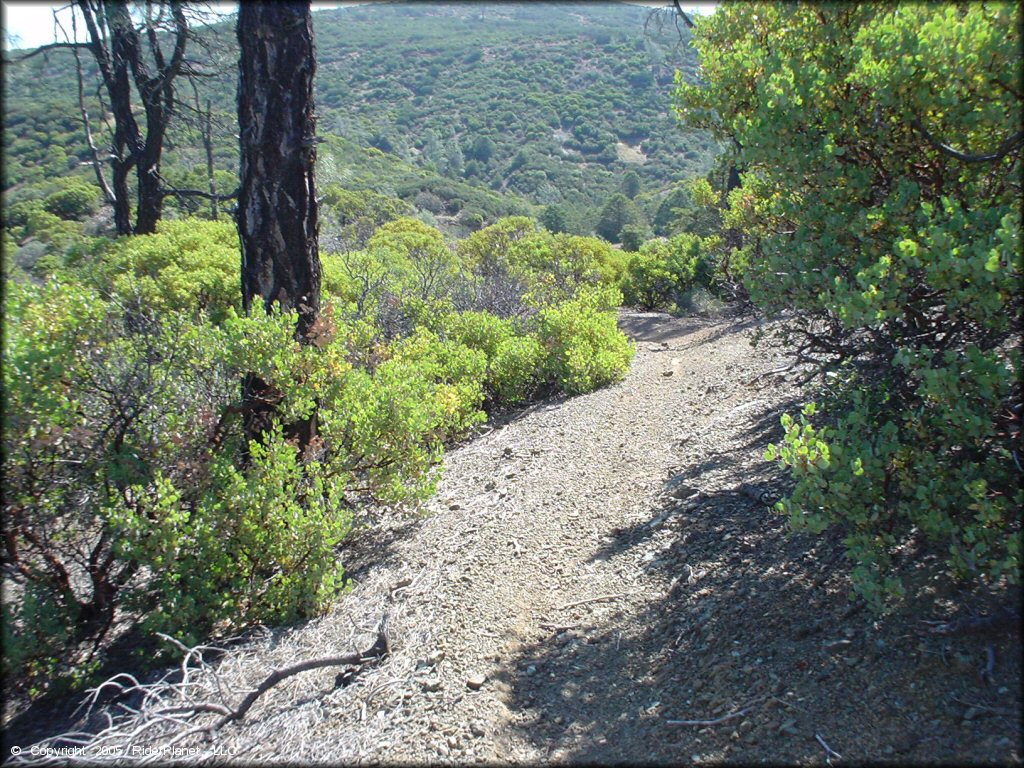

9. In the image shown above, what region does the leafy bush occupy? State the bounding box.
[490,334,545,406]
[538,284,634,394]
[1,280,487,690]
[621,233,704,311]
[43,181,100,220]
[84,219,241,322]
[681,3,1022,608]
[386,327,488,442]
[434,310,543,407]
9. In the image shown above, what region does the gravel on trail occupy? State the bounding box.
[13,310,1020,765]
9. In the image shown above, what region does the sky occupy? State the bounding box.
[1,1,716,51]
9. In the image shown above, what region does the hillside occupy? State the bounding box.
[2,2,718,234]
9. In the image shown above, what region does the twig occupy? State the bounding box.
[216,613,390,728]
[539,622,577,632]
[666,698,763,727]
[815,732,842,762]
[950,695,1017,717]
[558,593,629,611]
[980,644,996,685]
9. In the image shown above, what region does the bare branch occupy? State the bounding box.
[666,697,766,727]
[6,41,91,63]
[671,0,696,29]
[216,614,390,727]
[911,115,1024,164]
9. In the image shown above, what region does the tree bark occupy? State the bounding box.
[236,2,321,337]
[236,1,321,449]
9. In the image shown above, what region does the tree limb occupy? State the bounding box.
[671,0,696,29]
[911,116,1024,164]
[6,41,91,63]
[215,613,390,727]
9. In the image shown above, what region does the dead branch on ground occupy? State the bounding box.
[14,615,391,764]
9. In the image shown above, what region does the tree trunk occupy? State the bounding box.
[75,0,187,236]
[204,99,218,220]
[236,1,321,449]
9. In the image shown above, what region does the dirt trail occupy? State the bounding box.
[204,310,801,764]
[16,311,1020,764]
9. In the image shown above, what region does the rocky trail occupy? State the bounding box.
[12,311,1020,765]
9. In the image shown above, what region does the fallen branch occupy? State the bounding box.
[921,606,1020,636]
[216,613,390,727]
[666,697,765,727]
[815,732,842,762]
[18,615,391,762]
[558,593,629,611]
[950,694,1018,717]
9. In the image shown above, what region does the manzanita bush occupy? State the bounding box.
[680,2,1022,609]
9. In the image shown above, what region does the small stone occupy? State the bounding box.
[467,673,487,691]
[526,664,537,676]
[739,719,754,733]
[668,481,699,500]
[777,718,798,735]
[426,650,446,666]
[470,721,486,738]
[449,502,461,510]
[421,678,443,693]
[962,706,980,721]
[662,370,674,377]
[844,656,861,667]
[503,447,514,457]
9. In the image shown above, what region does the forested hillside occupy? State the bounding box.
[3,2,717,236]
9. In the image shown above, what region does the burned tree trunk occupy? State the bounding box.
[236,1,321,448]
[72,0,189,235]
[236,2,321,336]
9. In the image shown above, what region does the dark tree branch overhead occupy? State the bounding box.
[7,40,92,63]
[911,116,1024,164]
[672,0,696,29]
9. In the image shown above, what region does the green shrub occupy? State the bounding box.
[490,334,545,406]
[434,310,544,407]
[439,309,515,359]
[537,284,634,394]
[86,219,242,322]
[622,233,703,311]
[1,281,492,690]
[681,2,1022,608]
[43,181,99,220]
[387,327,488,441]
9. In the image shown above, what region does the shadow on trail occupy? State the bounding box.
[618,310,760,351]
[496,396,1022,765]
